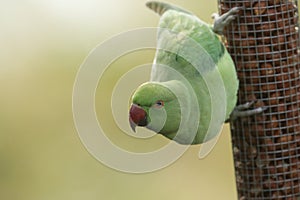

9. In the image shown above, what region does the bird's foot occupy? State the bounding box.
[212,7,242,35]
[227,101,267,124]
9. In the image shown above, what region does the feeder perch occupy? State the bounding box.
[218,0,300,199]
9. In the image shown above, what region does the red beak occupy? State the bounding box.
[129,104,147,132]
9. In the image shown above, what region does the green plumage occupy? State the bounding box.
[130,1,238,144]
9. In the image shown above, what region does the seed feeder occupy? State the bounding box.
[218,0,300,199]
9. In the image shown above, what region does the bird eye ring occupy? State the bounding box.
[154,100,164,108]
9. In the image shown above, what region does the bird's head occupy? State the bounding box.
[129,82,181,136]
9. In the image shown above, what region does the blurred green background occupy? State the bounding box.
[0,0,239,199]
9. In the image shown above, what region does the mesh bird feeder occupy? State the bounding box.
[218,0,300,199]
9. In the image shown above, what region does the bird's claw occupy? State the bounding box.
[228,100,268,123]
[212,7,243,35]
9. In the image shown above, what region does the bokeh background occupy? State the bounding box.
[1,0,242,199]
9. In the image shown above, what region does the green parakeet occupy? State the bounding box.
[129,1,239,145]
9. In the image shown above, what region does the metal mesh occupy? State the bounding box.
[218,0,300,199]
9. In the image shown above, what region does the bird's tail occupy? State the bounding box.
[146,1,192,16]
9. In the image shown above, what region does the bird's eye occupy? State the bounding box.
[154,100,164,108]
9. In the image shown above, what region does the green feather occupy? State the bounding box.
[146,1,192,16]
[130,1,238,144]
